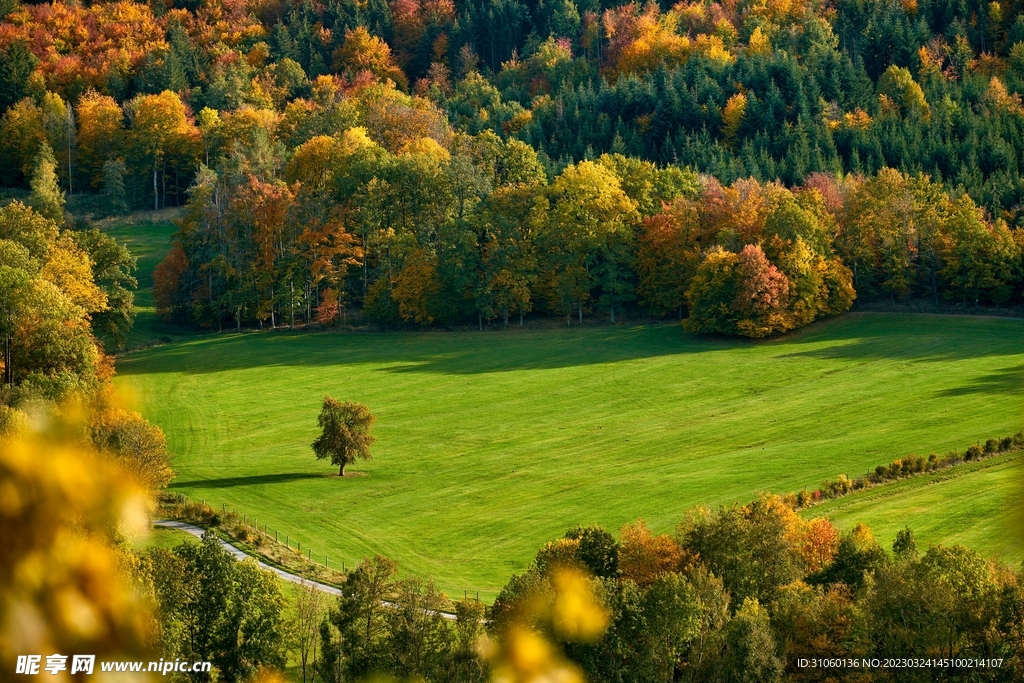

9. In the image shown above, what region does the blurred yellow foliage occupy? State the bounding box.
[0,415,155,679]
[549,570,609,642]
[485,567,609,683]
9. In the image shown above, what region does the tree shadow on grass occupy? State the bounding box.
[118,323,749,376]
[935,365,1024,397]
[169,472,328,489]
[116,312,1024,376]
[776,313,1024,365]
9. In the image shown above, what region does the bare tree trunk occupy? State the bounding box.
[4,335,12,385]
[67,109,73,196]
[153,164,159,211]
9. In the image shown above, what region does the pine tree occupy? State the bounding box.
[101,159,130,216]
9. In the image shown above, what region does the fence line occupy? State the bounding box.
[196,502,486,599]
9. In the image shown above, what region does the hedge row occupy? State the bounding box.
[785,431,1024,509]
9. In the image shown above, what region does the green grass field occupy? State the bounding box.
[133,525,197,551]
[99,218,189,350]
[809,451,1024,567]
[114,310,1024,599]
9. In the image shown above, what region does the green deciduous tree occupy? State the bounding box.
[29,142,65,225]
[146,532,287,683]
[71,227,137,347]
[719,598,783,683]
[311,396,376,476]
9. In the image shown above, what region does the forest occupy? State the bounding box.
[2,0,1024,335]
[2,0,1024,678]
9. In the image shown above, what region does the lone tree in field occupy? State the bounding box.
[311,396,376,476]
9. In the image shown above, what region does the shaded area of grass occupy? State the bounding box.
[116,312,1024,599]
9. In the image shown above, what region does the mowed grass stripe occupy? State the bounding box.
[115,313,1024,598]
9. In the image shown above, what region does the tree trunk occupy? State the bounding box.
[519,310,524,328]
[67,114,73,196]
[610,297,615,323]
[479,312,483,331]
[4,335,12,385]
[339,462,345,476]
[578,296,583,324]
[153,164,159,211]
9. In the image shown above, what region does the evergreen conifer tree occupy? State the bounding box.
[101,159,130,216]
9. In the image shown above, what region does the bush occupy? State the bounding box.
[927,453,938,470]
[822,474,853,497]
[1014,432,1024,447]
[1000,436,1013,451]
[965,444,983,460]
[984,438,999,453]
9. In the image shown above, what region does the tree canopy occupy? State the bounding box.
[311,396,377,476]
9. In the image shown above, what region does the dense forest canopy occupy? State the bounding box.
[2,0,1023,333]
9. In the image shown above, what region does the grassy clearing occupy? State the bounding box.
[114,312,1024,599]
[99,217,194,350]
[808,451,1024,567]
[133,525,197,551]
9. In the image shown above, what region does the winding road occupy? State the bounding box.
[153,520,459,620]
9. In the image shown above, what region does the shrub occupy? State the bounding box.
[984,438,999,453]
[927,453,938,470]
[875,464,887,478]
[1000,436,1014,451]
[965,444,983,460]
[822,474,853,497]
[1014,432,1024,447]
